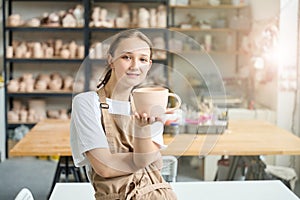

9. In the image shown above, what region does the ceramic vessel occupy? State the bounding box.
[132,87,182,117]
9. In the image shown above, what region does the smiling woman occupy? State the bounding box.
[70,29,177,200]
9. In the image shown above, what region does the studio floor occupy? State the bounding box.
[0,156,299,200]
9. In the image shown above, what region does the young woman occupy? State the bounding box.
[70,29,177,199]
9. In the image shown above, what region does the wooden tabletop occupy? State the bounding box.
[10,119,300,157]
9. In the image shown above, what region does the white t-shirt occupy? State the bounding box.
[70,91,166,168]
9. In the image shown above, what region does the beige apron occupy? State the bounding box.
[91,89,177,200]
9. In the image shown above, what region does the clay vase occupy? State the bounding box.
[138,8,150,28]
[77,45,85,58]
[19,109,28,122]
[6,46,14,58]
[69,41,77,59]
[27,109,37,122]
[60,49,70,59]
[8,14,21,26]
[8,111,19,122]
[49,78,62,90]
[63,76,74,90]
[157,5,167,28]
[7,79,19,92]
[35,79,48,91]
[149,8,157,27]
[59,109,69,120]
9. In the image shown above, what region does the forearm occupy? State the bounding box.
[86,148,139,178]
[133,137,161,169]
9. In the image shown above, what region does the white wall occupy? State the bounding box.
[276,0,299,171]
[249,0,280,110]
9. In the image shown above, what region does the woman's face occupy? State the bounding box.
[109,37,152,88]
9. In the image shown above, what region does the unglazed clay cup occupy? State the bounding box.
[132,87,181,117]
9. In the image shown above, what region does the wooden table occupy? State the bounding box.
[10,119,300,157]
[9,119,300,193]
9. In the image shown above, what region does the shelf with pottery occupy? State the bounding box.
[7,91,73,97]
[169,27,249,33]
[5,26,84,32]
[169,4,248,9]
[6,58,84,63]
[172,50,249,55]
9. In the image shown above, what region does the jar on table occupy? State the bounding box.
[169,122,180,136]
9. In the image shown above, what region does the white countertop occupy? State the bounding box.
[49,180,299,200]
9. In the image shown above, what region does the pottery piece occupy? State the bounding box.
[28,99,46,121]
[62,13,77,27]
[59,109,69,120]
[8,111,19,122]
[8,14,21,26]
[77,45,85,58]
[60,49,70,59]
[132,87,182,117]
[157,5,166,28]
[138,8,150,28]
[63,75,74,90]
[7,79,19,92]
[6,46,14,58]
[69,41,77,59]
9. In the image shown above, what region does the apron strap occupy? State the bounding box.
[97,89,114,136]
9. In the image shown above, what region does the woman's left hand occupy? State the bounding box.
[132,112,162,139]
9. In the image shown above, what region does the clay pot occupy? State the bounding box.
[8,14,21,26]
[59,109,69,120]
[8,111,19,122]
[77,45,85,58]
[19,109,28,122]
[33,42,43,58]
[6,46,14,58]
[69,41,77,59]
[35,79,48,91]
[26,18,40,27]
[138,8,150,28]
[44,47,54,58]
[63,76,74,90]
[47,110,60,119]
[60,49,70,59]
[7,80,19,92]
[28,99,46,121]
[28,109,37,122]
[49,79,62,90]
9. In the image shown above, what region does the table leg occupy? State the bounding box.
[226,156,241,180]
[48,156,64,199]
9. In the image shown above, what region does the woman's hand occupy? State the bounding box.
[134,112,160,126]
[133,112,162,139]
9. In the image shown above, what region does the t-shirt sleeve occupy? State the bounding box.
[70,92,109,167]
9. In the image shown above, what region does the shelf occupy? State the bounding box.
[8,0,82,2]
[169,27,236,32]
[172,50,248,55]
[8,122,37,129]
[5,26,85,32]
[170,4,248,9]
[90,27,169,33]
[6,58,84,63]
[7,91,73,97]
[93,0,167,3]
